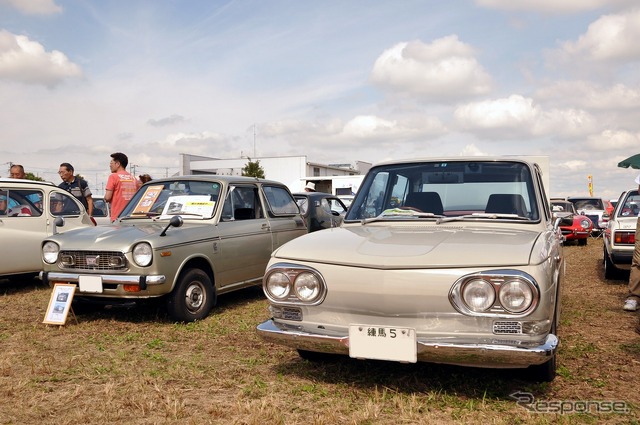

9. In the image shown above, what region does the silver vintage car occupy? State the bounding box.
[257,158,568,382]
[40,176,307,321]
[1,178,94,280]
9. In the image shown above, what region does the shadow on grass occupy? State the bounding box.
[67,284,266,323]
[0,275,47,296]
[272,354,551,400]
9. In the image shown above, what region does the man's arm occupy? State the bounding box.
[86,195,94,215]
[104,190,113,203]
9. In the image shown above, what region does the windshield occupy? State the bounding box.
[345,160,541,222]
[119,180,221,220]
[570,198,605,211]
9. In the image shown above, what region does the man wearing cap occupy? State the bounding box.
[304,182,316,192]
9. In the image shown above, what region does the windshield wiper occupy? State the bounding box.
[436,213,531,224]
[165,212,205,218]
[362,208,443,224]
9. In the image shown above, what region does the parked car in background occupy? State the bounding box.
[0,178,94,280]
[91,197,111,225]
[567,196,609,234]
[258,157,568,382]
[550,200,593,245]
[40,176,307,322]
[294,192,348,232]
[604,199,614,217]
[603,189,639,279]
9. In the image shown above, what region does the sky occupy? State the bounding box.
[1,0,640,199]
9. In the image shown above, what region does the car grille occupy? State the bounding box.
[59,250,127,271]
[493,321,522,334]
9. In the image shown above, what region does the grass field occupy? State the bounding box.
[1,239,639,424]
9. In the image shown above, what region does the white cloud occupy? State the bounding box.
[370,36,492,102]
[475,0,636,13]
[557,9,640,63]
[0,0,62,15]
[454,95,597,139]
[0,30,82,87]
[147,114,186,127]
[459,144,487,156]
[586,129,640,151]
[557,160,589,172]
[535,81,640,110]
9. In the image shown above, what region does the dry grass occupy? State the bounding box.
[1,239,639,424]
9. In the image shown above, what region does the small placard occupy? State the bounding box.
[43,284,76,325]
[79,275,103,293]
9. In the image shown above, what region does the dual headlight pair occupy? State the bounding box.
[41,241,153,267]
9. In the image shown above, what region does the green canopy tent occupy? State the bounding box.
[618,154,640,169]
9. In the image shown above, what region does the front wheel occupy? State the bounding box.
[166,268,215,322]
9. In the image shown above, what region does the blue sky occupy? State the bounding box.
[1,0,639,199]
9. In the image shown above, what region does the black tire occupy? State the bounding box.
[166,268,215,322]
[578,237,587,246]
[603,246,620,280]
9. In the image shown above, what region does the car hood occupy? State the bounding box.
[272,224,543,268]
[49,221,200,250]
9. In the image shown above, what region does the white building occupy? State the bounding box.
[179,154,371,193]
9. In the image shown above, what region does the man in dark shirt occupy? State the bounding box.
[58,162,94,216]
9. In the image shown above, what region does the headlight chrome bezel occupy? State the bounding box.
[263,263,327,305]
[132,242,153,267]
[450,271,540,317]
[42,241,60,264]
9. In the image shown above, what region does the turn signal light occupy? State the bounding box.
[123,284,141,292]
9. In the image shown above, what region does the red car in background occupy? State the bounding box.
[604,199,614,217]
[551,200,594,246]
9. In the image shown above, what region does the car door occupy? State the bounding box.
[0,187,46,275]
[215,184,273,287]
[46,190,92,234]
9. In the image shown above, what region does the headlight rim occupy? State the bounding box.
[42,241,60,265]
[132,242,153,267]
[450,271,540,317]
[263,263,327,305]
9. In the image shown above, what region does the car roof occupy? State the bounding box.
[0,178,57,187]
[140,175,286,186]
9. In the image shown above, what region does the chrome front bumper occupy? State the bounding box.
[257,319,558,368]
[39,271,166,289]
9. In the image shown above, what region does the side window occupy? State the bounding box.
[263,185,298,215]
[222,185,263,220]
[50,192,82,216]
[1,189,43,217]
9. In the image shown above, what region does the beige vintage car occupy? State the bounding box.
[257,157,569,382]
[40,176,307,321]
[0,178,94,280]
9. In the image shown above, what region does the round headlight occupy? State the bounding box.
[42,241,60,264]
[294,272,321,302]
[580,219,591,229]
[499,280,534,313]
[266,272,291,300]
[462,279,495,312]
[132,243,153,267]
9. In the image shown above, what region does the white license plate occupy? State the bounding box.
[78,275,103,293]
[348,325,417,363]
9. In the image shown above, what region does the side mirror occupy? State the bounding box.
[160,215,184,237]
[53,216,65,234]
